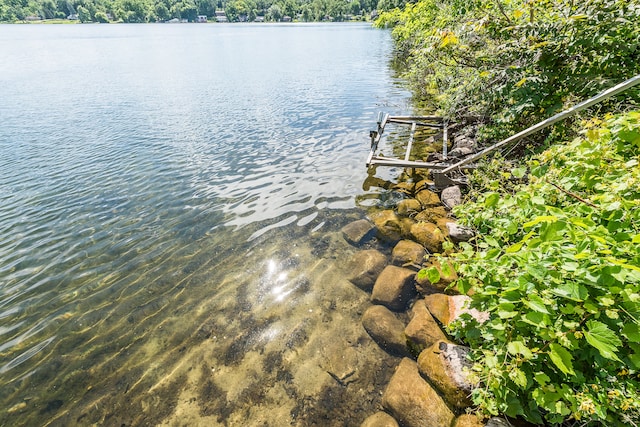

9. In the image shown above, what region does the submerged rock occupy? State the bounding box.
[413,206,447,224]
[370,210,403,243]
[362,305,409,357]
[360,411,399,427]
[417,340,475,409]
[371,266,417,311]
[404,300,448,354]
[415,189,441,208]
[382,358,455,427]
[391,240,427,268]
[344,249,388,292]
[342,219,376,246]
[396,198,422,217]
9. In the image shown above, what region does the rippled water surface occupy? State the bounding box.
[0,23,411,426]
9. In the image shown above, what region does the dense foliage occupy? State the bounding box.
[377,0,640,143]
[446,112,640,425]
[0,0,386,23]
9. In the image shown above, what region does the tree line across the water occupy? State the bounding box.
[0,0,408,23]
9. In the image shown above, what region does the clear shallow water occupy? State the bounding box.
[0,23,411,426]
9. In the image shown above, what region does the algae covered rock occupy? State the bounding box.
[370,210,403,243]
[391,240,426,268]
[417,340,475,409]
[396,198,421,217]
[342,219,376,246]
[404,299,448,354]
[344,249,387,291]
[360,411,399,427]
[382,358,455,427]
[454,414,486,427]
[410,221,445,253]
[362,305,409,356]
[371,265,417,311]
[415,189,441,208]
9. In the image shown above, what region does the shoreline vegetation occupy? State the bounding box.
[358,0,640,426]
[0,0,378,24]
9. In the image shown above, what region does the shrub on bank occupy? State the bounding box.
[376,0,640,145]
[447,112,640,425]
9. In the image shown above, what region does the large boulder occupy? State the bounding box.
[342,219,376,246]
[410,222,445,253]
[371,266,417,311]
[382,358,455,427]
[441,185,462,209]
[415,189,441,208]
[362,305,409,356]
[396,198,422,217]
[417,340,475,409]
[404,300,448,354]
[360,412,399,427]
[344,250,388,292]
[370,210,403,243]
[391,240,427,267]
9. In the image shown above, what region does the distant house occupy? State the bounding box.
[166,18,180,23]
[25,15,42,21]
[196,15,207,22]
[215,11,228,22]
[67,13,78,20]
[282,15,291,22]
[254,16,265,22]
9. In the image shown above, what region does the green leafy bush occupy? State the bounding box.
[377,0,640,144]
[448,112,640,425]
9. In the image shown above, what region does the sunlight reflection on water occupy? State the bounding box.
[0,23,411,426]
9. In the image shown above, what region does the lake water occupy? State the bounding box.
[0,23,412,426]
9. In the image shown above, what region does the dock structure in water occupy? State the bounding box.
[365,112,474,187]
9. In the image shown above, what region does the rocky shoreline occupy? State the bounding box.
[340,172,509,427]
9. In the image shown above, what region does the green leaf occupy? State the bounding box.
[509,367,528,388]
[485,192,500,208]
[425,266,440,284]
[523,215,557,229]
[550,282,588,301]
[622,323,640,343]
[548,343,575,376]
[584,320,622,361]
[507,340,533,359]
[524,294,551,314]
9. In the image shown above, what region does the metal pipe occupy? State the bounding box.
[438,74,640,174]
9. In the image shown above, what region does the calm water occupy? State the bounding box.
[0,23,411,426]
